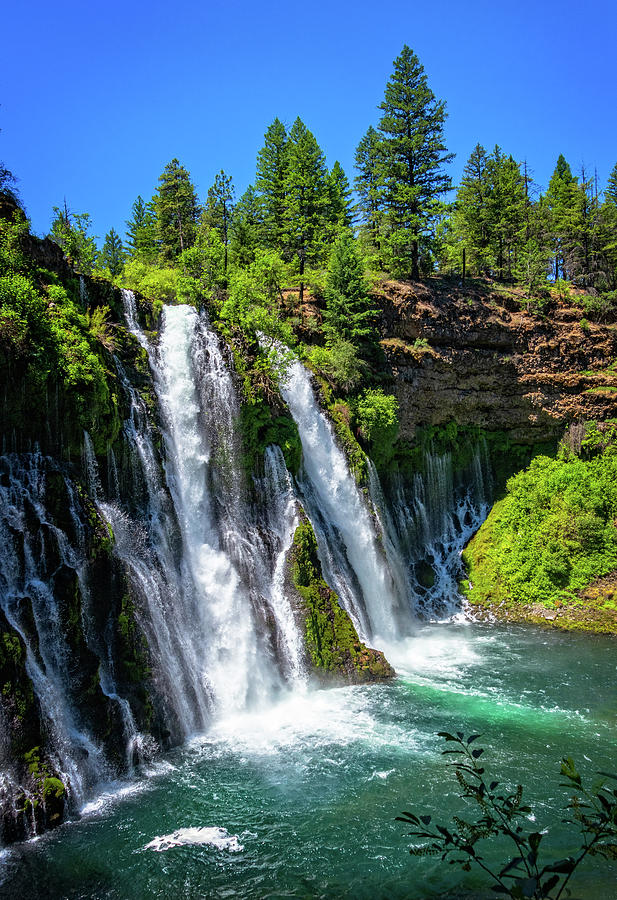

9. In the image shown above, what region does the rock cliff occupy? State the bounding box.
[376,279,617,445]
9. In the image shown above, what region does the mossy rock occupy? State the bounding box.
[42,777,66,828]
[290,519,394,682]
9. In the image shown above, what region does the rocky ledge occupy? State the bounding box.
[376,279,617,445]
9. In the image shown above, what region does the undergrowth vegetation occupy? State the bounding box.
[462,423,617,610]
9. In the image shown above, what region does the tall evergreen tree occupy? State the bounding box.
[100,227,125,276]
[230,185,264,267]
[255,118,289,251]
[323,231,376,350]
[605,162,617,206]
[376,45,453,279]
[485,148,526,279]
[445,143,492,275]
[546,154,576,280]
[354,125,383,264]
[327,161,354,233]
[202,170,235,272]
[125,195,158,260]
[283,117,330,301]
[599,162,617,288]
[561,167,601,286]
[153,158,199,261]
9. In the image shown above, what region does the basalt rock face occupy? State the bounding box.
[377,280,617,445]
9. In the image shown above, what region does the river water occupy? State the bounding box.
[1,622,615,899]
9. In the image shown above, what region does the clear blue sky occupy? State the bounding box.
[2,0,616,243]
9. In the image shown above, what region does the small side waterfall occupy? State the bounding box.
[371,445,492,617]
[0,453,110,815]
[279,359,411,643]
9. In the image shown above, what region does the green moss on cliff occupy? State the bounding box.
[0,205,122,456]
[291,519,394,681]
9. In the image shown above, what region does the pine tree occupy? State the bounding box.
[230,185,264,267]
[354,126,383,265]
[283,117,330,301]
[323,231,376,349]
[100,227,125,276]
[125,195,158,260]
[561,167,601,286]
[600,162,617,288]
[255,117,289,251]
[485,148,526,279]
[153,158,200,261]
[445,143,492,275]
[546,154,576,280]
[327,161,354,233]
[202,170,235,272]
[376,45,453,279]
[605,162,617,206]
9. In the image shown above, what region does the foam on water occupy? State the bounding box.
[144,826,243,853]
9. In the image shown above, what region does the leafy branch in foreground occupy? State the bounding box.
[397,732,617,899]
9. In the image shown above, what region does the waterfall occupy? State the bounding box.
[372,445,492,618]
[253,445,306,686]
[119,292,304,715]
[278,359,410,643]
[0,453,110,811]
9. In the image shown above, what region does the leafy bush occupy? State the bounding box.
[307,339,368,393]
[355,388,399,467]
[463,425,617,606]
[121,259,177,312]
[399,732,617,900]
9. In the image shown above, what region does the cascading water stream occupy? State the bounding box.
[373,445,492,617]
[122,293,304,717]
[253,445,306,686]
[278,358,410,644]
[0,453,108,808]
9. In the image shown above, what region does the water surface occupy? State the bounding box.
[1,623,615,899]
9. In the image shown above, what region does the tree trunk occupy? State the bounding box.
[299,253,305,304]
[411,240,419,280]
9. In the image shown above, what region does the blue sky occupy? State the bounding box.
[2,0,616,243]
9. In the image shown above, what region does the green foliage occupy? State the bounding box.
[307,339,368,394]
[463,425,617,607]
[125,195,158,261]
[202,169,234,272]
[229,185,264,267]
[355,388,399,467]
[49,203,98,273]
[255,117,289,250]
[238,399,302,475]
[0,211,120,451]
[283,118,330,294]
[327,160,354,233]
[354,125,384,268]
[177,227,226,302]
[99,227,125,277]
[121,259,177,312]
[221,249,295,344]
[375,45,453,279]
[322,230,377,350]
[291,520,394,680]
[153,158,199,261]
[399,732,617,899]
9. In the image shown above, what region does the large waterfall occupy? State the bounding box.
[0,294,494,842]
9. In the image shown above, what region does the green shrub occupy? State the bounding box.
[463,426,617,606]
